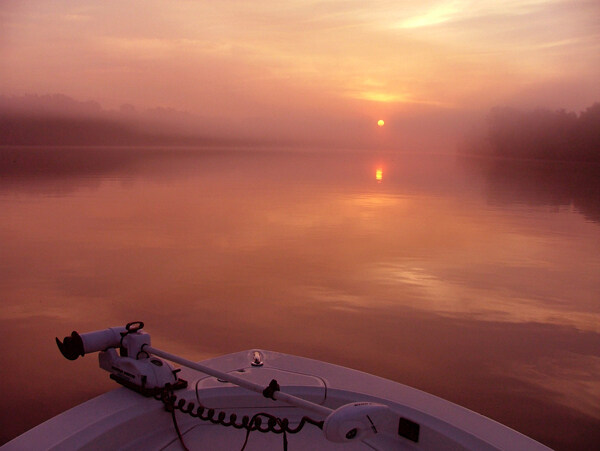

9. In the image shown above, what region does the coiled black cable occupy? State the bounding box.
[155,384,324,451]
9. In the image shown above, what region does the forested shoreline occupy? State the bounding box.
[463,103,600,162]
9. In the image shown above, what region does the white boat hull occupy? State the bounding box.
[2,349,551,450]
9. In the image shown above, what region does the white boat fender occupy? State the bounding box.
[323,402,399,442]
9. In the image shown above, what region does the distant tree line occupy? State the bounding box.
[466,103,600,162]
[0,115,140,146]
[0,114,222,147]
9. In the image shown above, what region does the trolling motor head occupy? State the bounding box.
[56,321,185,396]
[56,321,144,360]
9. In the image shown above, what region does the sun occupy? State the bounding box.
[377,119,385,127]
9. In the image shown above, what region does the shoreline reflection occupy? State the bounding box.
[1,147,599,450]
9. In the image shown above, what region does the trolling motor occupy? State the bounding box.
[57,322,417,446]
[56,321,186,395]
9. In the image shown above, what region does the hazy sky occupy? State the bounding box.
[1,0,599,146]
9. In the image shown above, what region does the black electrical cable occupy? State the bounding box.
[156,383,324,451]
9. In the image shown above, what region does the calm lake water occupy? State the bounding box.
[1,146,599,449]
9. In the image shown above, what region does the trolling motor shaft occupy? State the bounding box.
[56,322,404,444]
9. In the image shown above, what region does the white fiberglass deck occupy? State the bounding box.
[2,350,551,450]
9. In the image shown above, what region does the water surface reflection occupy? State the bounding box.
[1,147,599,449]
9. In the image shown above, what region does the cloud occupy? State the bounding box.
[1,0,598,146]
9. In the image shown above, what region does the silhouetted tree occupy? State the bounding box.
[481,103,600,162]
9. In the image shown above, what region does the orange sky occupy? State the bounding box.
[1,0,599,147]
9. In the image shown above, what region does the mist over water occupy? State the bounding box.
[3,1,599,448]
[1,147,599,449]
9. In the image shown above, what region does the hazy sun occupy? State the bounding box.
[377,119,385,127]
